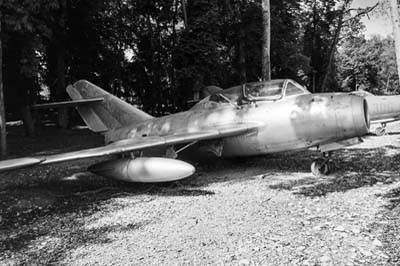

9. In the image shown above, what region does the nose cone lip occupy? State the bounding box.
[363,98,370,130]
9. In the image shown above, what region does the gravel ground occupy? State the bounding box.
[1,124,400,265]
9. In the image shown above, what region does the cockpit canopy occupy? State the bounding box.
[243,80,285,101]
[192,79,310,110]
[210,79,309,103]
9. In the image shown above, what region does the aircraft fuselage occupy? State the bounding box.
[105,93,369,157]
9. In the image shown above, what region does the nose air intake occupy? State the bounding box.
[350,95,370,136]
[337,94,370,138]
[363,98,370,130]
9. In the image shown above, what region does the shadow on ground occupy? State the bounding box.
[268,146,400,197]
[367,183,400,265]
[2,125,400,264]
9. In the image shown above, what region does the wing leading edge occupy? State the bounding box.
[0,122,260,172]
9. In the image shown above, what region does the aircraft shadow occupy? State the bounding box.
[2,125,400,262]
[0,149,308,260]
[363,173,400,264]
[268,145,400,197]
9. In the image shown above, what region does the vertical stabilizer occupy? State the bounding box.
[66,80,153,132]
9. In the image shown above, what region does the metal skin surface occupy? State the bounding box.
[0,157,45,171]
[352,90,400,135]
[365,95,400,123]
[88,157,195,182]
[0,79,371,181]
[105,93,369,156]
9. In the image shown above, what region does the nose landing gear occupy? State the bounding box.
[374,123,387,136]
[311,152,332,176]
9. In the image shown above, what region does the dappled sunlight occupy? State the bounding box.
[268,145,400,197]
[3,122,400,265]
[348,136,400,150]
[60,172,93,181]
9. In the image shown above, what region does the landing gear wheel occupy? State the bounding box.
[311,159,330,176]
[375,126,386,136]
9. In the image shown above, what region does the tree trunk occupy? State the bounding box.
[182,0,188,28]
[236,2,246,84]
[56,38,68,128]
[0,12,6,158]
[239,25,246,84]
[311,1,317,93]
[56,0,68,129]
[261,0,271,81]
[389,0,400,83]
[21,106,34,136]
[320,1,349,91]
[170,0,179,111]
[56,43,68,128]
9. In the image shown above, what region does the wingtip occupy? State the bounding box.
[0,157,45,172]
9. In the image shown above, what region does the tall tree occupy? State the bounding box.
[261,0,271,81]
[182,0,188,28]
[301,0,374,92]
[46,0,68,128]
[388,0,400,83]
[0,8,6,157]
[174,0,227,109]
[337,35,399,94]
[2,0,61,135]
[2,0,54,136]
[302,0,342,92]
[320,0,351,91]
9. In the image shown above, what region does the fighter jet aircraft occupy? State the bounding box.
[352,90,400,136]
[0,79,370,181]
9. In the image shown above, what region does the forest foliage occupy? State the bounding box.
[0,0,397,118]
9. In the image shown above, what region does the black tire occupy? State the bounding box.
[311,159,330,176]
[374,127,386,136]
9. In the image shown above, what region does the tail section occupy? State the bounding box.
[67,80,153,132]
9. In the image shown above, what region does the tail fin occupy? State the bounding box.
[67,80,153,132]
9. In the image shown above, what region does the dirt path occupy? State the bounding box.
[1,125,400,265]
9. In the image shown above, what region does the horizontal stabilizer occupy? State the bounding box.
[0,157,45,171]
[31,98,104,109]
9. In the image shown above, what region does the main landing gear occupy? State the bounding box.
[311,152,332,176]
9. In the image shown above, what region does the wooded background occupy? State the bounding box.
[0,0,398,137]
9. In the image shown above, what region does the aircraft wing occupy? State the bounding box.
[0,122,260,172]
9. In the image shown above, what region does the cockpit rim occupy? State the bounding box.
[242,79,310,102]
[191,78,311,110]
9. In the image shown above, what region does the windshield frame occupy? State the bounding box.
[242,80,285,101]
[282,80,309,98]
[203,79,310,107]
